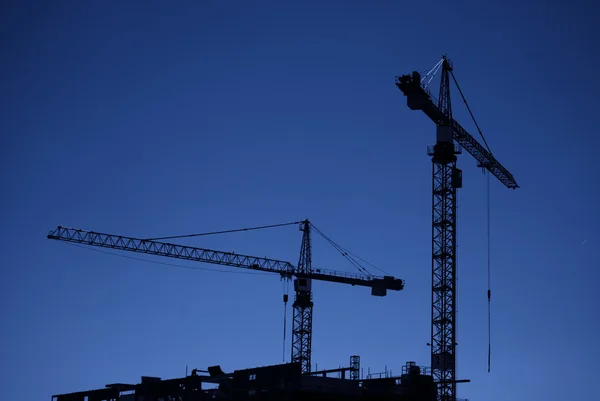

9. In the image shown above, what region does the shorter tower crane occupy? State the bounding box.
[47,219,405,373]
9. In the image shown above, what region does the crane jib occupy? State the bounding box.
[47,226,404,296]
[395,71,519,189]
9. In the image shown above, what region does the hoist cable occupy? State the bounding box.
[336,243,391,276]
[310,223,381,277]
[486,172,492,373]
[143,221,301,241]
[310,224,370,275]
[421,58,444,85]
[424,60,443,90]
[449,71,492,153]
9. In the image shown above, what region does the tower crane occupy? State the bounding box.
[47,219,404,374]
[395,56,519,401]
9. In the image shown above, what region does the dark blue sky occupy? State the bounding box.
[2,1,597,400]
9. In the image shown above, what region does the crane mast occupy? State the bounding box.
[291,220,313,373]
[47,221,404,375]
[396,55,518,401]
[428,56,459,401]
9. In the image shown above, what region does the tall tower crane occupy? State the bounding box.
[395,56,519,401]
[47,219,404,374]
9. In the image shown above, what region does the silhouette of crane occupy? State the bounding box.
[47,219,404,373]
[396,55,518,401]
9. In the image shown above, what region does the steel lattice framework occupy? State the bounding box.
[47,225,406,289]
[429,57,459,401]
[291,220,313,373]
[396,55,518,401]
[430,160,459,401]
[350,355,361,380]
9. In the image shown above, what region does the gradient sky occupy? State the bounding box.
[1,1,598,400]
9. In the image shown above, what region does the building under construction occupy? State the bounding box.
[51,360,437,401]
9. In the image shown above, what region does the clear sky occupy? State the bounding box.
[1,1,598,400]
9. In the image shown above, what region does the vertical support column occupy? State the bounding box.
[430,55,460,401]
[291,220,313,373]
[350,355,361,380]
[429,148,458,401]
